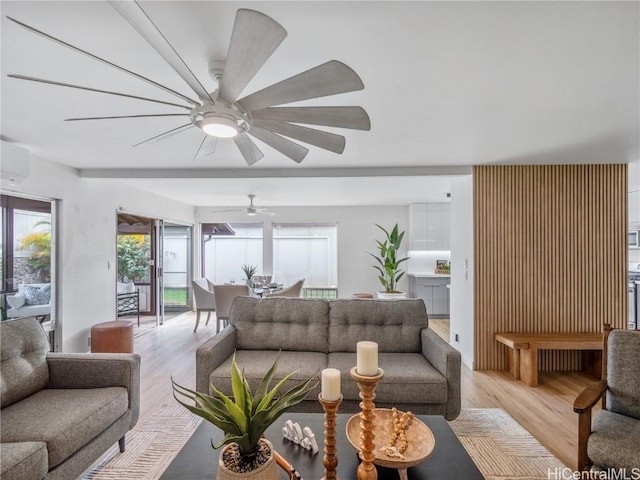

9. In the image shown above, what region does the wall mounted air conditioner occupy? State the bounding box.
[0,141,30,186]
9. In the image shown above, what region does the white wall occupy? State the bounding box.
[3,155,194,352]
[629,159,640,264]
[196,206,409,297]
[449,176,474,368]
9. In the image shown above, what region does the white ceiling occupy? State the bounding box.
[1,1,638,207]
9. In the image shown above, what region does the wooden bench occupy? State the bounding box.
[494,332,604,386]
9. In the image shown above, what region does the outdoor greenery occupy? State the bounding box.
[18,219,51,282]
[117,235,151,283]
[370,223,409,293]
[172,354,316,461]
[164,287,188,305]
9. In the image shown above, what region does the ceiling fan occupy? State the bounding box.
[6,1,371,165]
[211,194,276,217]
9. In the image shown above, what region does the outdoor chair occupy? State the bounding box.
[192,279,216,332]
[573,326,640,471]
[211,284,250,333]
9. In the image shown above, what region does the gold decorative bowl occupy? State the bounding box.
[346,408,435,474]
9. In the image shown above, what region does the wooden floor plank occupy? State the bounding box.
[134,314,591,471]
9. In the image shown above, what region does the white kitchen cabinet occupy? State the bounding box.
[409,275,450,318]
[409,203,450,250]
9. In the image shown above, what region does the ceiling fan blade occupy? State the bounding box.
[132,123,194,147]
[253,119,345,154]
[256,210,277,217]
[7,74,190,109]
[65,114,189,121]
[248,126,308,163]
[233,133,264,166]
[210,208,246,214]
[238,60,365,112]
[251,106,371,130]
[194,135,218,160]
[218,9,287,104]
[109,0,213,102]
[6,16,199,107]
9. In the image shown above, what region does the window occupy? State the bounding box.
[272,223,338,289]
[202,223,263,284]
[1,195,55,333]
[1,195,52,293]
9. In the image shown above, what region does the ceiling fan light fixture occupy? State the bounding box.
[201,116,240,138]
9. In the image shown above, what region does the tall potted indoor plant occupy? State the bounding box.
[369,223,409,299]
[172,355,316,479]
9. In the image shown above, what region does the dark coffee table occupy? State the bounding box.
[160,413,484,479]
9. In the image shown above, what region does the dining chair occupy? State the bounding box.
[212,284,250,332]
[206,278,215,292]
[191,279,216,332]
[268,278,305,298]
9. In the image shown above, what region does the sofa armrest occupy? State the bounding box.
[196,326,237,394]
[46,353,141,428]
[421,328,461,420]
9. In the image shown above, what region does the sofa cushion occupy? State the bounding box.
[230,297,330,353]
[328,299,428,353]
[0,387,128,469]
[328,352,447,404]
[0,442,48,480]
[6,294,26,310]
[606,330,640,420]
[588,409,640,471]
[21,285,51,306]
[209,350,326,400]
[6,305,51,319]
[0,317,50,408]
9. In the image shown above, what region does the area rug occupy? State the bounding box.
[450,409,566,480]
[84,407,565,480]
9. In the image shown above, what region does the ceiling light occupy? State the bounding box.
[201,116,240,138]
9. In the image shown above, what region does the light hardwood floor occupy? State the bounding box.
[135,313,595,471]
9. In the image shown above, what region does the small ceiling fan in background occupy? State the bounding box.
[7,1,371,165]
[211,195,276,217]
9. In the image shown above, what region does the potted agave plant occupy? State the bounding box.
[241,265,258,286]
[172,355,316,480]
[369,223,409,300]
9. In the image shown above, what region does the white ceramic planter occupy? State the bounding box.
[376,291,408,300]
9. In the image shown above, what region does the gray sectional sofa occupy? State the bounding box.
[0,317,141,480]
[196,297,461,420]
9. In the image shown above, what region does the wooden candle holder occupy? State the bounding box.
[318,393,343,480]
[350,366,385,480]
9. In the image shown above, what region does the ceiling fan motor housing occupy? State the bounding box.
[190,98,251,137]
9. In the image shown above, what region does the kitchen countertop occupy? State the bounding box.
[408,272,451,278]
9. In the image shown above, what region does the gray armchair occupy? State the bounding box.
[0,317,140,480]
[574,328,640,471]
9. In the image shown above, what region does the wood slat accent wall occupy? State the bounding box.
[473,165,627,370]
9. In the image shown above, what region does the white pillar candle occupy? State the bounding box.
[321,368,341,401]
[356,341,379,376]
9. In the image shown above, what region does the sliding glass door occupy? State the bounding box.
[162,223,192,318]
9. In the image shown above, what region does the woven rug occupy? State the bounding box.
[85,407,565,480]
[450,409,566,480]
